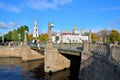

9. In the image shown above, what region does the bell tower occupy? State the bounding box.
[33,18,39,38]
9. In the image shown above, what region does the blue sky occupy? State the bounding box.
[0,0,120,36]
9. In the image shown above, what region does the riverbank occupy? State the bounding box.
[0,45,44,61]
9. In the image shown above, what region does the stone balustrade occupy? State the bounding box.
[111,46,120,64]
[90,43,107,56]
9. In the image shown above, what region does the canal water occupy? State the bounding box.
[0,58,77,80]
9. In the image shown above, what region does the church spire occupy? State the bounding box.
[34,18,37,27]
[33,18,39,38]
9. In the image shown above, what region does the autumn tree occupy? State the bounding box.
[28,34,33,42]
[38,33,48,42]
[91,33,99,42]
[108,30,120,43]
[97,29,110,42]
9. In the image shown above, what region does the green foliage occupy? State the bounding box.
[4,25,29,41]
[13,29,18,41]
[4,31,13,41]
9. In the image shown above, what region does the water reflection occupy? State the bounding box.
[0,57,80,80]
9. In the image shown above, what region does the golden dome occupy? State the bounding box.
[73,25,77,30]
[65,27,69,33]
[81,28,84,31]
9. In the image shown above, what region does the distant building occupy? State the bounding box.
[52,25,89,43]
[33,18,39,38]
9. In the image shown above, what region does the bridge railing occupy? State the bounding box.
[111,46,120,64]
[89,43,107,56]
[53,43,83,50]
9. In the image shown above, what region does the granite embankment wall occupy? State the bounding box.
[80,43,120,80]
[0,46,21,57]
[0,45,44,61]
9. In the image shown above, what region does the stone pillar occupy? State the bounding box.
[83,41,89,53]
[44,22,70,73]
[60,32,63,48]
[2,35,4,44]
[100,37,103,43]
[88,29,92,42]
[21,30,30,61]
[46,22,53,49]
[114,41,118,46]
[23,30,28,45]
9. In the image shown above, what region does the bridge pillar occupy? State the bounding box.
[44,47,70,73]
[83,41,89,53]
[44,22,70,73]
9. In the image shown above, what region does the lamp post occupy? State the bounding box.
[46,22,54,48]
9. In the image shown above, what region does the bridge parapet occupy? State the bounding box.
[89,43,107,56]
[111,46,120,64]
[58,48,82,56]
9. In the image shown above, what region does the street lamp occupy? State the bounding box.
[46,22,54,48]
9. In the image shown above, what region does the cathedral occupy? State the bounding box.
[32,19,89,43]
[52,25,89,43]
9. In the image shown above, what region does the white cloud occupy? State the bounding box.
[52,29,60,34]
[53,0,72,5]
[0,22,19,29]
[101,7,120,11]
[25,0,72,10]
[0,32,5,36]
[0,22,7,29]
[0,2,21,13]
[8,22,19,27]
[0,0,72,12]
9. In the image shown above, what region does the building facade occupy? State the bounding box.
[52,25,89,43]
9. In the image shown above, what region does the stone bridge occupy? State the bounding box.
[30,41,120,80]
[1,22,120,80]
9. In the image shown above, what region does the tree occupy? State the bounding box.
[108,30,120,43]
[91,33,99,42]
[28,34,33,42]
[97,29,110,42]
[13,29,18,41]
[3,25,29,42]
[38,33,48,42]
[17,25,29,41]
[4,31,13,41]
